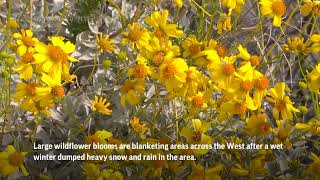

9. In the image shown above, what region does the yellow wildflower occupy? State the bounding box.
[306,153,320,179]
[141,36,180,66]
[182,35,202,58]
[307,63,320,93]
[130,116,149,139]
[13,51,36,80]
[145,10,183,39]
[296,120,320,135]
[6,18,18,29]
[85,130,114,155]
[222,0,245,15]
[217,14,232,34]
[33,36,78,76]
[208,56,237,89]
[0,145,28,176]
[35,72,64,108]
[310,34,320,52]
[259,0,287,27]
[273,120,292,148]
[301,0,320,16]
[283,36,309,54]
[13,82,40,113]
[121,22,150,49]
[83,163,123,180]
[246,113,271,136]
[90,96,112,115]
[237,45,260,66]
[96,33,116,53]
[180,119,212,155]
[159,58,188,92]
[188,161,223,180]
[219,98,255,121]
[128,57,151,79]
[12,29,39,56]
[266,82,300,120]
[120,79,145,107]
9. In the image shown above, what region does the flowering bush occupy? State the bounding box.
[0,0,319,179]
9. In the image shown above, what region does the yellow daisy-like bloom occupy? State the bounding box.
[189,92,208,110]
[13,82,40,113]
[35,71,64,108]
[0,145,28,176]
[283,37,309,54]
[259,0,287,27]
[121,22,150,49]
[145,10,183,39]
[217,14,232,34]
[307,63,320,93]
[96,33,116,53]
[85,130,114,156]
[307,153,320,179]
[13,51,36,80]
[141,36,180,66]
[120,79,145,107]
[127,57,151,79]
[246,113,270,136]
[218,97,256,121]
[237,45,260,66]
[266,82,300,120]
[159,58,188,92]
[188,161,223,180]
[178,66,206,97]
[90,96,112,115]
[310,34,320,52]
[180,119,212,155]
[182,35,202,58]
[273,120,292,148]
[301,0,320,16]
[296,120,320,136]
[208,56,237,89]
[6,18,18,29]
[129,116,149,139]
[12,29,39,56]
[253,74,270,107]
[33,36,78,76]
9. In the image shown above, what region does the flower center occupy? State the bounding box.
[255,76,269,90]
[235,103,247,115]
[21,52,34,64]
[259,122,269,133]
[133,64,148,79]
[98,37,113,52]
[312,5,320,16]
[275,99,286,111]
[154,29,166,39]
[190,43,200,55]
[26,83,36,97]
[215,44,227,57]
[48,45,68,63]
[153,51,165,65]
[222,64,235,76]
[8,152,24,166]
[94,103,106,112]
[240,80,253,92]
[121,80,134,93]
[250,55,260,66]
[22,36,35,47]
[165,63,176,78]
[272,1,286,16]
[128,25,143,42]
[186,70,193,82]
[192,132,202,142]
[192,95,204,108]
[53,86,64,97]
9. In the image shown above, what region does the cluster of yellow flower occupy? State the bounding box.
[10,29,78,115]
